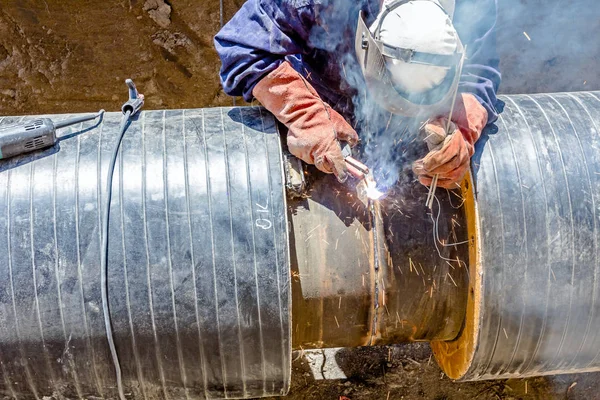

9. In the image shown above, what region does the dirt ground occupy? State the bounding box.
[0,0,243,115]
[1,0,599,116]
[279,344,599,400]
[1,1,600,399]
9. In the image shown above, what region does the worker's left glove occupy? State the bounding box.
[252,61,359,182]
[412,93,488,189]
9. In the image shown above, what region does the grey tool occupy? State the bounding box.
[0,110,105,159]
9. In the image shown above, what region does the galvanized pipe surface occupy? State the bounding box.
[433,91,600,380]
[0,108,291,399]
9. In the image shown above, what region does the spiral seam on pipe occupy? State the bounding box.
[118,126,147,399]
[7,117,40,399]
[240,107,268,396]
[502,96,552,376]
[75,125,104,396]
[141,112,169,398]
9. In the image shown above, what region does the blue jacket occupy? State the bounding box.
[214,0,501,124]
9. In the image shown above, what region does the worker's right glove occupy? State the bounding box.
[412,118,472,189]
[252,61,359,182]
[412,93,488,189]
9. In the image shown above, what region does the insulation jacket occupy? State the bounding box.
[0,108,291,399]
[433,91,600,380]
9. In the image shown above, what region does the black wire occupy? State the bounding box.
[101,109,131,400]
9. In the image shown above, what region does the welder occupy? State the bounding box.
[214,0,500,189]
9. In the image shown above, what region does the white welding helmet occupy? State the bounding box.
[355,0,464,117]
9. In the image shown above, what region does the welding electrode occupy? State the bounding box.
[425,49,466,209]
[0,110,105,159]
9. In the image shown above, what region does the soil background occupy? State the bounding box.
[1,1,600,399]
[1,0,599,115]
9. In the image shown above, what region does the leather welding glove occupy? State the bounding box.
[412,93,488,189]
[253,61,359,182]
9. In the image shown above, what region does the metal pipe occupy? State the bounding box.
[433,91,600,381]
[3,90,600,398]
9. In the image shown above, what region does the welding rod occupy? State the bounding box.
[425,49,466,209]
[425,174,438,209]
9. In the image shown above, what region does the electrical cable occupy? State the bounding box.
[431,194,470,247]
[100,109,132,400]
[98,79,143,400]
[446,187,466,209]
[429,194,469,270]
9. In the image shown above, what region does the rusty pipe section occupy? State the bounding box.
[288,170,470,349]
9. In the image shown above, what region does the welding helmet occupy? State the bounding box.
[355,0,464,117]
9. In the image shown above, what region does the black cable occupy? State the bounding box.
[101,109,131,400]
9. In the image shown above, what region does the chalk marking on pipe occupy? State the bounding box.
[238,108,268,395]
[257,106,290,390]
[221,107,248,397]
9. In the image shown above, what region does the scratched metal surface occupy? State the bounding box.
[0,107,290,399]
[289,163,469,349]
[288,175,379,349]
[463,91,600,380]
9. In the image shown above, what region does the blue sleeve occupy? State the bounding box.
[214,0,316,102]
[453,0,501,124]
